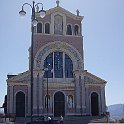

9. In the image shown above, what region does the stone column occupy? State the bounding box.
[85,85,90,115]
[9,84,14,114]
[7,85,9,113]
[32,69,45,115]
[33,72,38,115]
[81,76,86,115]
[101,85,106,113]
[28,85,31,115]
[38,71,44,115]
[74,73,81,115]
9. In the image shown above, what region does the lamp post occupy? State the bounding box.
[46,69,49,118]
[19,1,46,123]
[43,64,51,119]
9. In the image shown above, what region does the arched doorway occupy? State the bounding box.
[91,92,99,116]
[54,92,65,117]
[16,91,25,117]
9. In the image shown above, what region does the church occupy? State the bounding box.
[6,1,107,117]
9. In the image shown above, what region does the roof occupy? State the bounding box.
[6,70,30,83]
[74,70,107,84]
[36,6,84,21]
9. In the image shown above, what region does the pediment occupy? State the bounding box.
[74,70,107,84]
[36,6,83,21]
[47,6,83,20]
[84,70,107,84]
[7,70,30,83]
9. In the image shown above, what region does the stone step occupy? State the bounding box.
[14,116,107,124]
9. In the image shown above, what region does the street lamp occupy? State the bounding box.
[43,64,52,119]
[19,1,46,123]
[43,67,49,118]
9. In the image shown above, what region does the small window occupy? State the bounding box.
[65,54,73,78]
[74,25,79,35]
[44,53,53,78]
[45,23,50,34]
[66,25,72,35]
[37,23,42,33]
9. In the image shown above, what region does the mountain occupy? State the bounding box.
[108,104,124,119]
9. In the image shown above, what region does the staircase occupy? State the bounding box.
[15,117,26,124]
[89,116,108,123]
[14,116,107,124]
[63,116,92,124]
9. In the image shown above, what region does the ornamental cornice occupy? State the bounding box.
[7,82,29,86]
[43,82,75,90]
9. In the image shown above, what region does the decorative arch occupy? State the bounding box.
[37,22,42,33]
[66,24,72,35]
[54,91,65,117]
[74,24,80,35]
[45,22,50,34]
[15,91,25,117]
[91,92,99,116]
[34,41,83,71]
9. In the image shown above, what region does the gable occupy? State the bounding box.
[84,70,107,84]
[7,71,30,83]
[47,6,83,20]
[36,6,83,21]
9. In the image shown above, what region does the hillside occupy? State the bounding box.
[108,104,124,119]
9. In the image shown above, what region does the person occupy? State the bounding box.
[60,115,63,124]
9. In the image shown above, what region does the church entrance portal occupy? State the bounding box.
[16,91,25,117]
[91,92,99,116]
[54,92,65,117]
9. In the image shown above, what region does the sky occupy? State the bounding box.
[0,0,124,107]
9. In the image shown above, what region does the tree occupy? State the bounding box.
[2,95,7,114]
[119,118,124,123]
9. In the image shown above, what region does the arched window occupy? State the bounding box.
[44,53,53,78]
[37,23,42,33]
[44,52,73,78]
[66,24,72,35]
[65,54,73,78]
[74,25,79,35]
[45,23,50,34]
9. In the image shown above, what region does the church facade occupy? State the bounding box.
[6,1,107,117]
